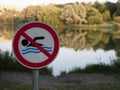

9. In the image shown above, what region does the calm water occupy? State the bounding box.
[0,26,120,76]
[0,41,117,76]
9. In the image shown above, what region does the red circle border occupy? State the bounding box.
[13,22,59,69]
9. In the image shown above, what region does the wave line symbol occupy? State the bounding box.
[21,46,52,55]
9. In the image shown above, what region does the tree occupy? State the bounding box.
[87,7,102,17]
[60,5,74,24]
[0,9,20,24]
[85,3,102,17]
[85,4,103,23]
[88,16,103,24]
[60,2,87,24]
[93,1,101,9]
[105,1,117,18]
[37,5,63,28]
[114,0,120,16]
[103,10,111,21]
[93,1,107,13]
[21,5,41,22]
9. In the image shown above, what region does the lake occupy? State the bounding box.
[0,26,120,76]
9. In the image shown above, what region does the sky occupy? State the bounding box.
[0,0,118,9]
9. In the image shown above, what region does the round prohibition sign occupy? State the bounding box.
[13,22,59,69]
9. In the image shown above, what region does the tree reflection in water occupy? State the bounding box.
[60,29,87,51]
[0,26,120,76]
[60,28,120,57]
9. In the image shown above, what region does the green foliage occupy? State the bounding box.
[68,57,120,74]
[0,9,20,24]
[83,64,111,73]
[21,5,41,22]
[103,10,111,21]
[60,71,67,76]
[39,67,52,75]
[37,6,63,29]
[0,50,30,72]
[60,2,87,24]
[68,64,111,74]
[1,82,120,90]
[85,5,102,18]
[111,58,120,73]
[0,82,120,90]
[93,1,107,13]
[88,16,103,24]
[105,1,117,18]
[85,4,103,24]
[0,1,120,27]
[0,50,52,75]
[0,83,32,90]
[68,67,83,73]
[114,0,120,16]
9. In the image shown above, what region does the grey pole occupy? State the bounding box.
[32,69,39,90]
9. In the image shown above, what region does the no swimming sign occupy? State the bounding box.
[13,21,59,69]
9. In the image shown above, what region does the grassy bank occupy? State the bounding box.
[1,50,120,90]
[63,22,120,31]
[1,50,120,75]
[0,50,52,75]
[62,58,120,75]
[79,24,114,30]
[1,82,120,90]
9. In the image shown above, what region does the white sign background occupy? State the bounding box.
[19,27,54,63]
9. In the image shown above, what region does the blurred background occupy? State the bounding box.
[0,0,120,89]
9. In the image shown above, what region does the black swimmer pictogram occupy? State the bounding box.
[21,36,52,55]
[21,36,45,47]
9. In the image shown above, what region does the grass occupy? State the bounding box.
[68,64,111,74]
[0,50,52,75]
[63,22,120,31]
[56,84,120,90]
[1,82,120,90]
[64,58,120,75]
[0,82,32,90]
[1,50,120,90]
[1,49,120,76]
[79,24,116,31]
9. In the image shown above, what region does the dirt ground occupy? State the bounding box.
[0,71,120,86]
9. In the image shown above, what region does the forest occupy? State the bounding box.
[0,0,120,29]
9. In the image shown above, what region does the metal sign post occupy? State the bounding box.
[13,21,59,90]
[33,69,39,90]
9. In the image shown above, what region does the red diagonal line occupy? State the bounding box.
[22,32,51,57]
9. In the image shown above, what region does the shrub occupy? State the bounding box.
[69,67,83,73]
[83,64,111,73]
[60,71,67,76]
[68,58,120,74]
[68,64,112,74]
[111,58,120,73]
[0,50,52,75]
[88,16,104,24]
[103,10,111,21]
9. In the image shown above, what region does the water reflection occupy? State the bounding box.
[1,26,120,52]
[0,26,120,76]
[60,28,120,52]
[0,41,117,76]
[0,26,15,41]
[49,47,116,76]
[0,41,12,51]
[60,29,87,50]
